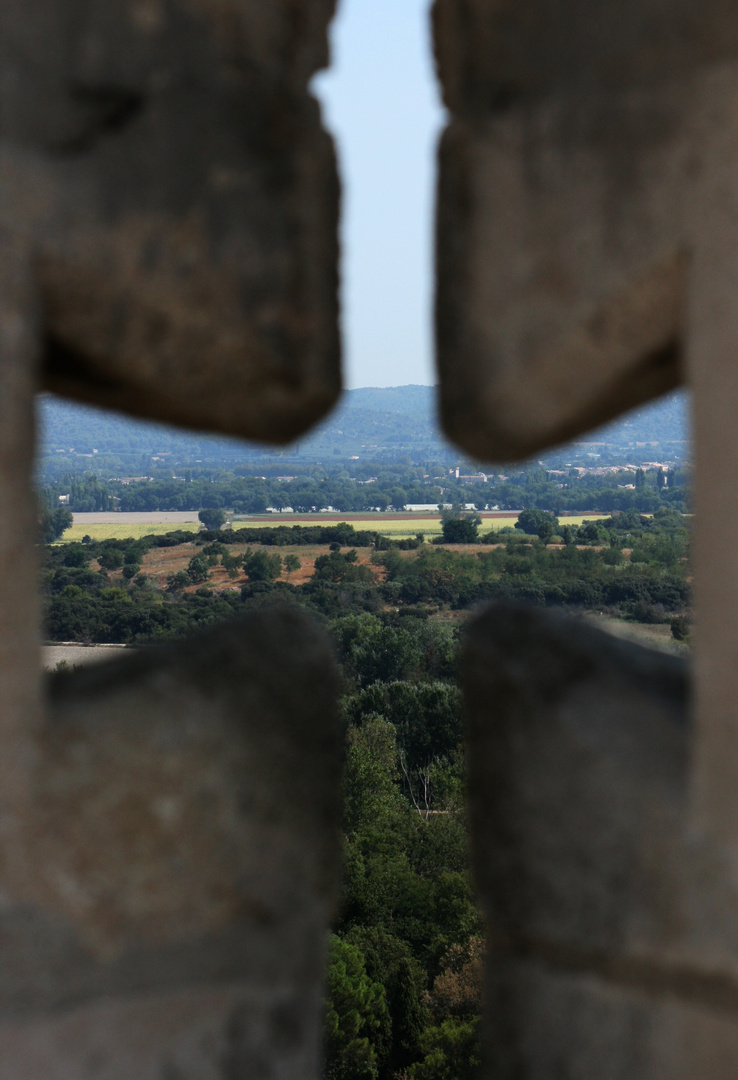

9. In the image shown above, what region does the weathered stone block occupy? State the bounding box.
[463,605,688,961]
[0,0,340,442]
[432,2,738,986]
[0,983,313,1079]
[433,0,738,460]
[461,606,738,1077]
[0,608,341,1078]
[485,959,738,1080]
[463,603,738,1073]
[0,246,42,828]
[433,0,738,111]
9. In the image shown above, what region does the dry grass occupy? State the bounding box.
[134,542,380,591]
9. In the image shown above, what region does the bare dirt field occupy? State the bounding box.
[73,511,200,524]
[43,644,134,670]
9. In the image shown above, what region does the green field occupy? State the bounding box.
[60,512,610,544]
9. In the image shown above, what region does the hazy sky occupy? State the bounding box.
[313,0,445,390]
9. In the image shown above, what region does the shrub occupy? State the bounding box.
[187,555,210,584]
[98,548,124,570]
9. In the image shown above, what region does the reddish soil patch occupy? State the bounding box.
[108,539,555,596]
[140,543,200,586]
[133,543,383,593]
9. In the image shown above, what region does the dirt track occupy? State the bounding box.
[73,512,199,524]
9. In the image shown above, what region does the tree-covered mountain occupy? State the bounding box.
[36,385,690,482]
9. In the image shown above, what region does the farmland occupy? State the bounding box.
[63,510,611,543]
[43,500,691,1079]
[46,508,690,654]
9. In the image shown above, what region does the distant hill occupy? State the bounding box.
[338,385,436,414]
[297,385,441,458]
[36,385,446,478]
[36,385,690,480]
[575,392,689,450]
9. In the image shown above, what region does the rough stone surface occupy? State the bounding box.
[0,0,340,442]
[433,0,738,109]
[6,1,738,1075]
[0,609,341,1078]
[463,606,688,961]
[435,5,738,1071]
[0,7,348,1070]
[485,960,738,1080]
[433,0,738,460]
[0,244,42,831]
[0,983,313,1079]
[683,131,738,847]
[460,606,738,1077]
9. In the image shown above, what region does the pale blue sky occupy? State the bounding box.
[313,0,444,389]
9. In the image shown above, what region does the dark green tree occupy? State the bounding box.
[284,553,301,579]
[221,552,243,578]
[441,517,480,544]
[387,958,426,1074]
[98,547,124,570]
[187,554,210,584]
[324,936,391,1080]
[537,519,555,543]
[577,521,605,544]
[63,544,89,568]
[346,680,461,772]
[198,508,227,530]
[515,508,558,536]
[313,550,375,585]
[40,506,73,543]
[671,615,691,641]
[243,549,282,582]
[407,1018,481,1080]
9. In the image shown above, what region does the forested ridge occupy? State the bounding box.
[37,387,689,480]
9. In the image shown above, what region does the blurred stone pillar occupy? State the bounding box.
[11,612,341,1079]
[0,0,345,1074]
[434,0,738,1074]
[0,241,42,856]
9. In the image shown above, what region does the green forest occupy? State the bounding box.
[42,509,691,645]
[38,457,690,518]
[43,499,691,1079]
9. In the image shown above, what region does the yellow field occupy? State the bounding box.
[266,517,447,538]
[60,512,610,544]
[544,514,610,528]
[61,521,200,542]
